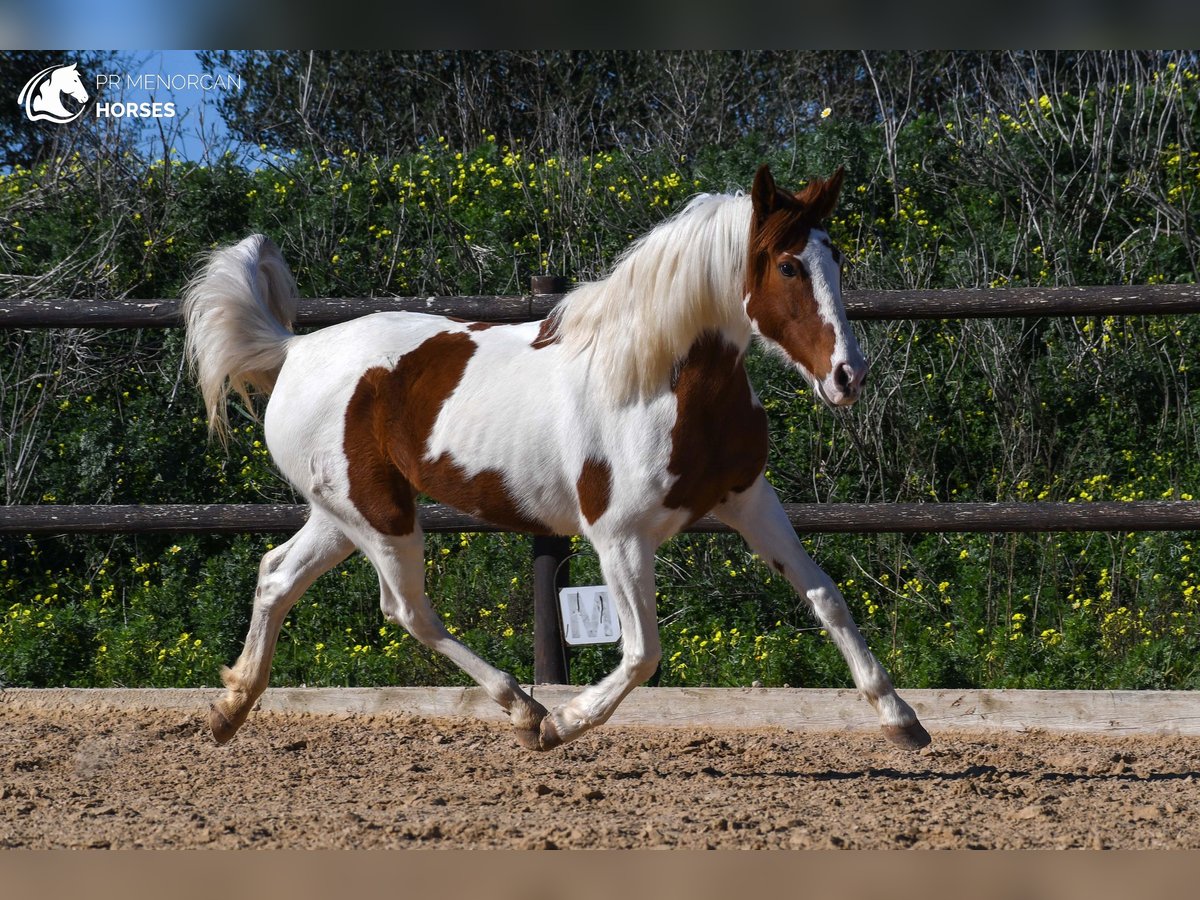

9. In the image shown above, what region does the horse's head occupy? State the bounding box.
[744,164,866,408]
[52,64,89,105]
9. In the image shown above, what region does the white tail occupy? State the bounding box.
[182,234,298,443]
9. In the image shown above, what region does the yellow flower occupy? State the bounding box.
[820,107,832,119]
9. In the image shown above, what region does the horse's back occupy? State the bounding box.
[264,311,583,530]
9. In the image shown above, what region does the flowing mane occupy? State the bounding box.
[548,193,754,401]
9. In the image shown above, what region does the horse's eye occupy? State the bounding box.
[779,262,797,278]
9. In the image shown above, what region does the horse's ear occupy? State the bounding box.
[751,164,778,227]
[65,63,77,72]
[798,166,846,224]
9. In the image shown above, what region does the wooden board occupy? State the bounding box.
[5,284,1200,328]
[5,687,1200,736]
[6,500,1200,535]
[0,295,562,328]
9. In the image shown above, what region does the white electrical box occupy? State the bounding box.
[559,585,621,646]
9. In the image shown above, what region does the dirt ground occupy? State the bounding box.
[2,703,1199,849]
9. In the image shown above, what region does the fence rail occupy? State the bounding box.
[3,284,1200,328]
[4,500,1200,536]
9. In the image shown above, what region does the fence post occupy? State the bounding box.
[530,275,571,684]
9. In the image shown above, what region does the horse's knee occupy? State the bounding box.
[806,582,853,628]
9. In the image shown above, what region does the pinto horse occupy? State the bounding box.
[183,165,931,752]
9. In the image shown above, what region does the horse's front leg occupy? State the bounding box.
[715,477,930,750]
[535,533,660,750]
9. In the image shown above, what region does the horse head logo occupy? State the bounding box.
[18,63,89,124]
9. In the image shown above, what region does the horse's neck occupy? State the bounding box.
[672,330,752,392]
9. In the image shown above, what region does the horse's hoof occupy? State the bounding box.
[882,721,931,750]
[513,710,565,751]
[209,702,247,745]
[513,726,544,750]
[512,695,551,750]
[538,715,564,751]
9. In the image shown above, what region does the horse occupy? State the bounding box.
[19,63,89,124]
[183,164,931,752]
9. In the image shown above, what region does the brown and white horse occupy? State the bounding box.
[183,165,931,751]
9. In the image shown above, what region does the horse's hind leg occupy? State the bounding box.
[210,509,353,743]
[715,476,930,750]
[536,532,660,749]
[357,528,549,746]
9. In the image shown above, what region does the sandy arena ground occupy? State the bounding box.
[2,703,1199,849]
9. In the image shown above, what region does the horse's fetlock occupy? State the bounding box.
[509,693,548,732]
[220,663,267,702]
[218,664,242,692]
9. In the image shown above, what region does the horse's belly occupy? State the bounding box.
[416,453,571,536]
[422,390,580,536]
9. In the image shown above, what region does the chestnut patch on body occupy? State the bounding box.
[343,380,419,536]
[577,457,613,525]
[466,321,500,332]
[422,457,551,535]
[343,330,550,535]
[663,332,768,520]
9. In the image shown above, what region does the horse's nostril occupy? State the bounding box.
[834,363,853,391]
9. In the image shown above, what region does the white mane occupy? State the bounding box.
[550,193,753,402]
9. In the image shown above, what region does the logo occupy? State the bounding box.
[18,63,90,124]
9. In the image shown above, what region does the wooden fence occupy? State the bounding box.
[4,281,1200,682]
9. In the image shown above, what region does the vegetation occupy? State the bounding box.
[1,51,1198,691]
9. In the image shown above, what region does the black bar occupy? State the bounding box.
[532,535,571,684]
